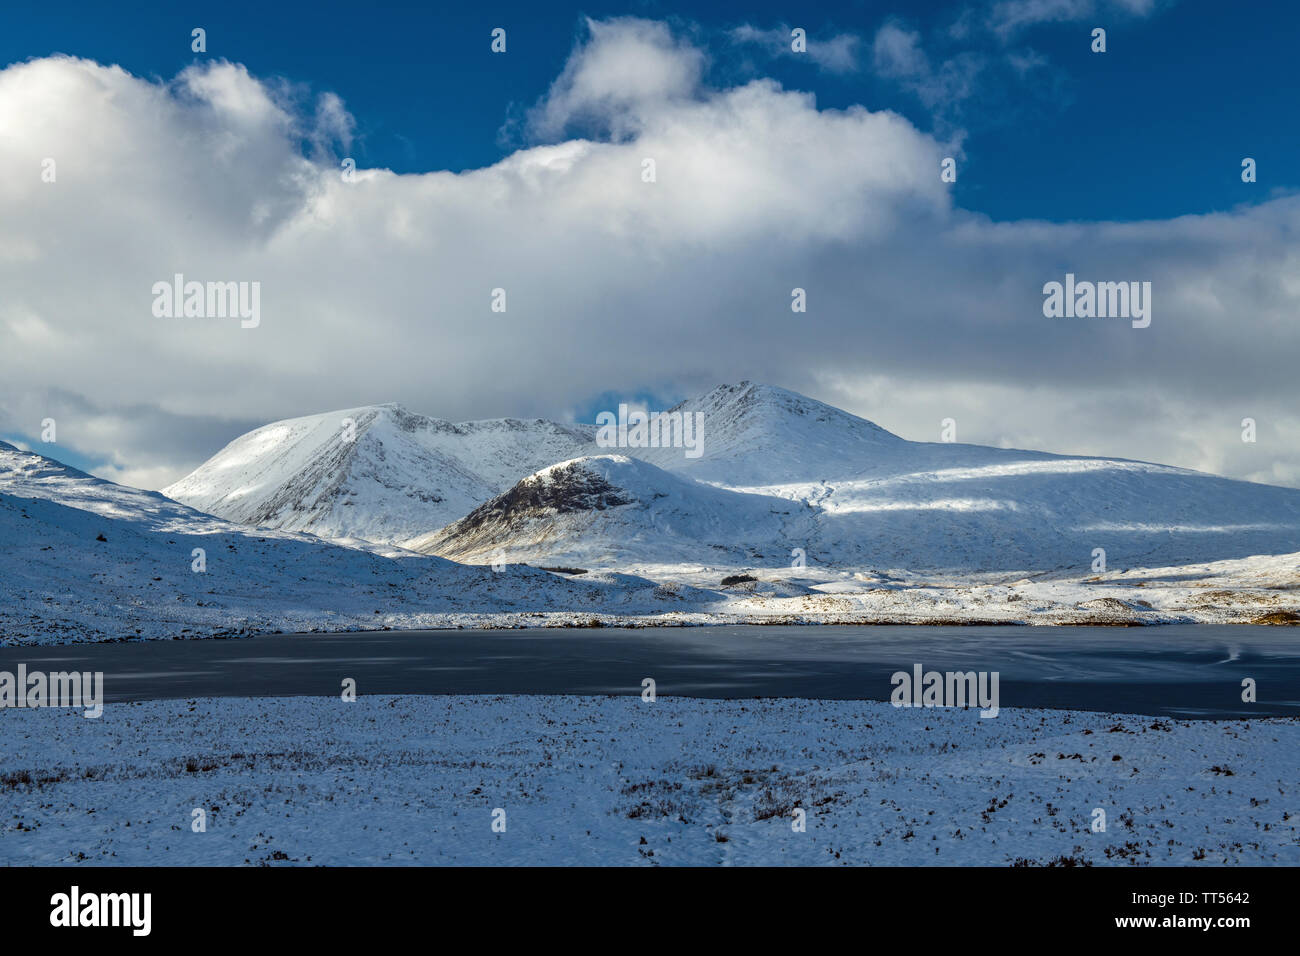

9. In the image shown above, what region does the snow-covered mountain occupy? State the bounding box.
[162,404,598,543]
[7,437,1297,638]
[166,382,1300,574]
[405,455,815,567]
[627,383,1300,571]
[161,383,952,543]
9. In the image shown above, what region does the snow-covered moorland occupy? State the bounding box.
[1,695,1294,866]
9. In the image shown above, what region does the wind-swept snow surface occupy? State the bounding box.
[2,695,1295,865]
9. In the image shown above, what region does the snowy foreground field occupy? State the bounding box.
[1,695,1295,866]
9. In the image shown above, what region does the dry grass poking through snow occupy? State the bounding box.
[1,696,1296,866]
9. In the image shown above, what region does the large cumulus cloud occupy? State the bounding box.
[1,17,1296,489]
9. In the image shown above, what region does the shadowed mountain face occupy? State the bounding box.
[165,383,1300,574]
[460,459,635,518]
[404,455,809,567]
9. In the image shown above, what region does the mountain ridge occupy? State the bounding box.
[163,383,1300,572]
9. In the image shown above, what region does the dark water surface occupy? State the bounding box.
[2,625,1297,718]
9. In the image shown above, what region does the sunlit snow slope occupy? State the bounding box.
[163,404,598,543]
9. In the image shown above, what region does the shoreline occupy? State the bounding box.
[4,611,1296,648]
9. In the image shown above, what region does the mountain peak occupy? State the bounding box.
[679,382,897,434]
[628,381,901,484]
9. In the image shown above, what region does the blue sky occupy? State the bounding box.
[3,0,1293,223]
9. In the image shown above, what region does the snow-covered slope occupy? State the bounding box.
[406,455,814,567]
[636,383,1300,571]
[162,404,597,543]
[7,695,1296,865]
[0,441,700,644]
[781,457,1300,572]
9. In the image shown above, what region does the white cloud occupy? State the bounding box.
[313,91,356,156]
[1,20,1297,493]
[989,0,1166,38]
[728,24,863,74]
[872,21,988,117]
[873,0,1169,122]
[873,23,931,79]
[527,17,705,140]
